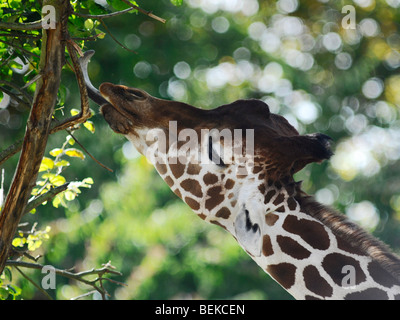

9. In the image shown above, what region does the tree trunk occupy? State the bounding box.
[0,0,70,274]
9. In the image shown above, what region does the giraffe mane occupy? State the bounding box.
[296,192,400,283]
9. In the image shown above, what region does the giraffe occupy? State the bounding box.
[79,51,400,300]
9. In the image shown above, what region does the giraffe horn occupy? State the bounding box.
[78,50,108,106]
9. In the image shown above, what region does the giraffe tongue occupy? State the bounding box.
[78,50,108,106]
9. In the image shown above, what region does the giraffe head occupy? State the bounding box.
[95,80,332,257]
[79,50,331,259]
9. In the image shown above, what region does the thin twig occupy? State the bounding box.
[0,32,41,39]
[67,130,113,172]
[0,139,23,167]
[120,0,166,23]
[98,19,137,53]
[70,290,97,300]
[0,39,41,58]
[73,7,135,19]
[14,266,53,300]
[6,260,125,300]
[0,80,33,105]
[65,40,91,119]
[24,183,70,215]
[74,3,166,23]
[0,87,31,111]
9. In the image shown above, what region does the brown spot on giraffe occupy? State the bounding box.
[322,253,366,286]
[282,215,330,250]
[252,166,263,174]
[344,288,389,300]
[181,179,203,198]
[262,234,274,257]
[224,179,235,190]
[216,207,231,219]
[169,161,185,179]
[367,261,400,288]
[164,176,174,187]
[273,193,285,206]
[187,163,201,175]
[258,183,266,195]
[277,235,311,260]
[264,190,276,204]
[174,188,182,198]
[210,220,227,231]
[287,197,297,211]
[203,173,219,185]
[185,197,200,211]
[205,186,224,211]
[265,212,279,226]
[155,162,167,175]
[266,263,296,290]
[198,213,207,220]
[303,265,333,298]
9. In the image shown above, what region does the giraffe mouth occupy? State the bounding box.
[78,50,138,134]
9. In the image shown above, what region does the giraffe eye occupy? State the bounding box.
[126,89,146,99]
[208,136,226,167]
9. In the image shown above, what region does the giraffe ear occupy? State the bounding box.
[234,206,263,257]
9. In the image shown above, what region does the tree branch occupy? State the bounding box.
[24,183,69,215]
[74,3,166,23]
[14,266,53,300]
[0,80,33,105]
[0,0,70,276]
[98,19,137,53]
[120,0,166,23]
[73,7,135,19]
[0,139,23,167]
[0,20,43,31]
[6,260,125,299]
[0,39,41,58]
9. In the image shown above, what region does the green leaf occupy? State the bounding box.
[64,190,76,201]
[81,177,94,188]
[4,268,12,282]
[70,108,80,116]
[42,173,66,186]
[8,285,21,299]
[49,148,63,157]
[52,195,61,208]
[65,148,85,160]
[95,29,106,39]
[67,136,75,146]
[107,0,131,11]
[84,120,95,133]
[84,19,94,31]
[55,160,70,167]
[12,237,25,248]
[0,287,9,300]
[39,157,54,172]
[170,0,183,6]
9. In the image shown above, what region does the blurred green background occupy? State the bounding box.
[1,0,400,299]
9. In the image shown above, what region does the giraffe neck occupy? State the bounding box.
[254,180,400,300]
[126,131,400,300]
